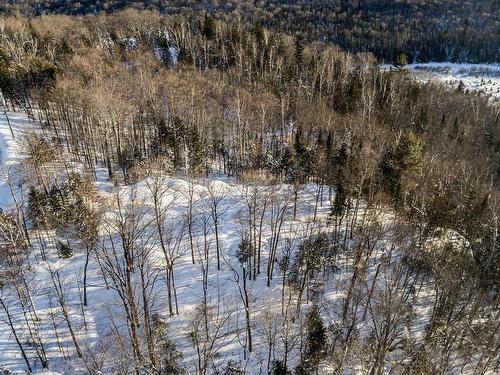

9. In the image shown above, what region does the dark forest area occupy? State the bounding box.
[1,0,499,63]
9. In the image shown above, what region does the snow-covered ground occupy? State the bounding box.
[0,110,490,374]
[0,126,334,373]
[0,111,334,374]
[0,111,33,211]
[381,63,500,101]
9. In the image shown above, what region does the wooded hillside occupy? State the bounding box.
[1,0,499,63]
[0,10,498,375]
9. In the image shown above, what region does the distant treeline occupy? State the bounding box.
[1,0,498,63]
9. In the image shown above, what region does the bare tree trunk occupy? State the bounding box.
[0,90,14,140]
[83,246,90,306]
[50,269,84,359]
[242,266,252,353]
[0,298,33,372]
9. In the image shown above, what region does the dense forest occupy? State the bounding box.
[0,7,499,375]
[1,0,499,63]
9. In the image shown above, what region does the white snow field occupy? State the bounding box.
[0,110,492,374]
[0,111,33,212]
[381,63,500,101]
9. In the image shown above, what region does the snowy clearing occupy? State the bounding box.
[381,63,500,101]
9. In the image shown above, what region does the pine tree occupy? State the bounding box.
[57,241,73,259]
[157,37,173,67]
[0,47,13,95]
[47,184,68,225]
[271,360,291,375]
[187,125,205,175]
[223,360,245,374]
[292,126,311,182]
[449,118,461,141]
[202,13,216,39]
[331,178,349,219]
[296,305,327,374]
[253,23,265,46]
[295,38,304,68]
[26,133,55,167]
[305,305,326,358]
[395,53,409,67]
[345,72,362,112]
[27,186,47,229]
[395,131,423,172]
[237,233,252,265]
[457,80,465,93]
[381,131,423,200]
[151,314,185,374]
[416,108,429,132]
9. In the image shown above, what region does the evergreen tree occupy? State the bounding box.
[296,305,327,374]
[57,241,73,259]
[27,186,47,229]
[395,131,423,172]
[289,234,335,294]
[416,108,429,133]
[0,47,13,95]
[26,133,56,167]
[334,72,362,113]
[345,72,362,112]
[305,305,327,359]
[395,53,409,67]
[381,131,423,200]
[331,178,349,219]
[202,13,216,39]
[151,314,185,374]
[152,118,173,159]
[187,125,205,175]
[277,145,293,179]
[291,126,311,183]
[157,37,173,67]
[271,360,291,375]
[237,233,252,265]
[253,23,266,46]
[449,118,461,141]
[294,38,304,69]
[223,360,245,374]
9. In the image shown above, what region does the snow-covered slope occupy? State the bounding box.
[0,112,336,374]
[0,111,490,374]
[0,111,32,212]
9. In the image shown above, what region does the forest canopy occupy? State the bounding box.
[1,0,499,63]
